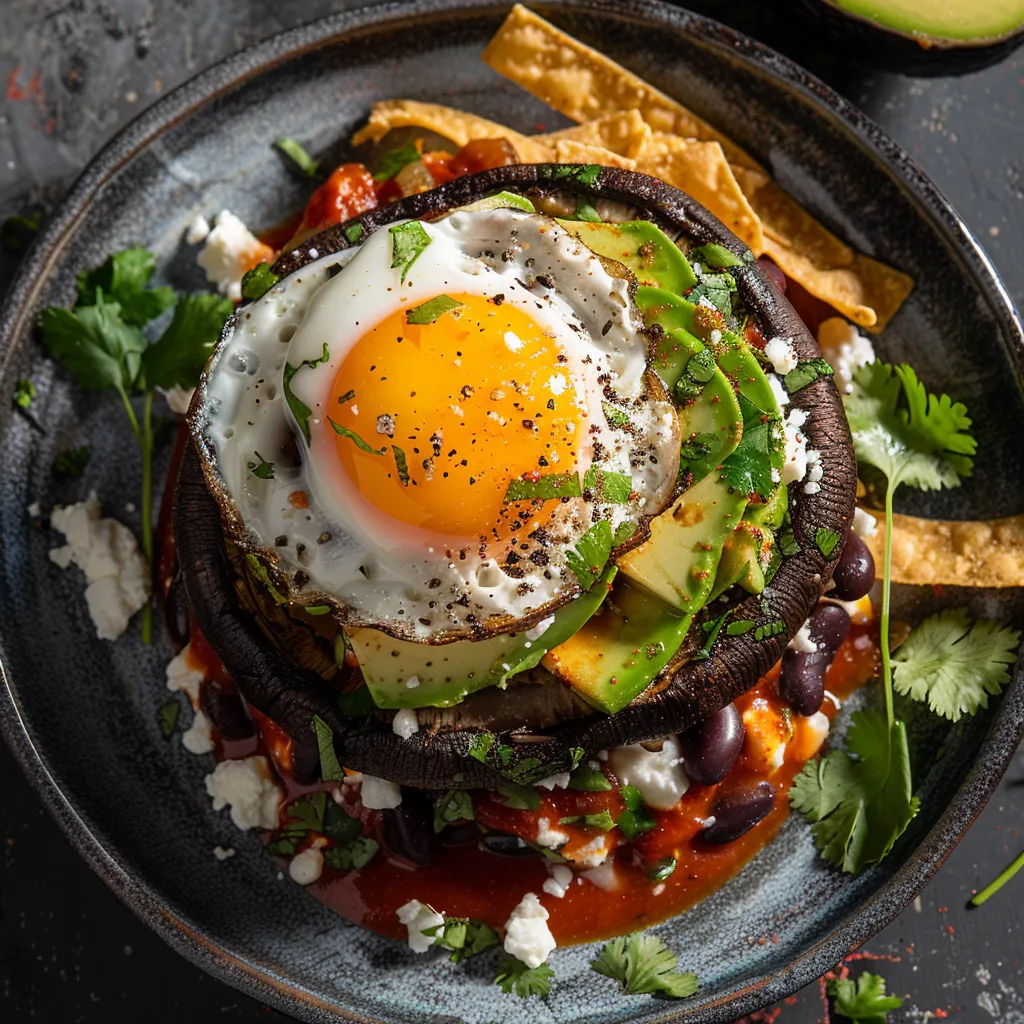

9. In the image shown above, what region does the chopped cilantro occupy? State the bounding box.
[498,783,540,810]
[892,609,1020,722]
[616,784,656,840]
[389,221,431,283]
[312,714,344,782]
[284,343,330,444]
[424,917,499,963]
[720,394,780,499]
[406,294,464,325]
[568,762,612,792]
[693,610,730,661]
[583,466,632,503]
[790,709,918,874]
[650,857,676,881]
[467,732,496,764]
[785,357,835,394]
[344,223,365,244]
[688,272,736,317]
[574,198,602,222]
[550,163,601,188]
[815,527,842,558]
[591,933,699,998]
[565,519,613,591]
[611,518,637,548]
[433,790,475,833]
[691,243,743,268]
[156,700,180,738]
[726,618,756,636]
[494,955,554,998]
[240,262,280,302]
[328,417,387,455]
[284,792,326,831]
[76,248,175,327]
[504,471,582,503]
[373,141,421,182]
[827,971,903,1023]
[141,292,233,390]
[14,378,35,409]
[273,135,320,178]
[391,444,410,485]
[247,452,275,479]
[324,836,379,870]
[602,403,631,429]
[323,802,363,844]
[559,809,616,831]
[53,445,92,481]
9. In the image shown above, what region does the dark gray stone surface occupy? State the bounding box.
[1,1,1022,1021]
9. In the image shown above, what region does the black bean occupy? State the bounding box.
[439,821,482,848]
[810,602,852,654]
[701,781,776,845]
[757,256,787,294]
[290,733,322,785]
[480,833,538,858]
[164,570,191,648]
[200,678,255,739]
[779,649,828,716]
[828,531,875,602]
[678,705,744,785]
[381,789,437,867]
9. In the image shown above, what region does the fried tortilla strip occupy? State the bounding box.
[635,133,764,254]
[733,168,914,332]
[862,510,1024,588]
[483,4,760,172]
[351,99,554,162]
[554,139,637,169]
[537,110,651,159]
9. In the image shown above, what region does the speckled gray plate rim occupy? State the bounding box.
[1,1,1023,1023]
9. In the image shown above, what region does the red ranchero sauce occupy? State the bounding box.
[158,167,875,947]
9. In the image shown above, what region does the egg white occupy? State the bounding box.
[195,207,679,640]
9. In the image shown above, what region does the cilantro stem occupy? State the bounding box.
[971,847,1024,906]
[880,481,896,728]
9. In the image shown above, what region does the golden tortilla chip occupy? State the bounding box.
[351,99,553,162]
[862,510,1024,588]
[635,133,764,254]
[733,170,914,331]
[537,110,650,159]
[483,4,760,172]
[553,139,636,170]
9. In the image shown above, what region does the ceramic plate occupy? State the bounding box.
[1,2,1022,1022]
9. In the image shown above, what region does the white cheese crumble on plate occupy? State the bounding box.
[182,708,214,755]
[817,316,876,395]
[503,892,556,967]
[205,755,282,830]
[607,736,688,810]
[197,210,271,302]
[166,643,205,704]
[396,899,445,953]
[288,847,325,886]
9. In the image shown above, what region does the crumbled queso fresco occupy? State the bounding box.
[204,755,282,830]
[502,892,557,968]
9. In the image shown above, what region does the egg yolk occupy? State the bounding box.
[326,293,584,543]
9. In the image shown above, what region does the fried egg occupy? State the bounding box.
[194,206,680,640]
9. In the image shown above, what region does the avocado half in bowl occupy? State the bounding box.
[175,163,857,791]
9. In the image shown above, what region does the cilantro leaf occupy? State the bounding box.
[312,714,344,782]
[565,519,613,591]
[892,609,1020,722]
[650,856,676,881]
[688,272,736,317]
[603,403,631,429]
[374,141,421,181]
[53,445,92,480]
[574,198,602,222]
[76,248,175,327]
[816,527,842,558]
[583,465,632,503]
[494,955,554,998]
[157,700,180,738]
[406,294,464,325]
[274,136,320,178]
[284,792,326,831]
[504,471,581,503]
[720,395,780,499]
[328,417,387,455]
[790,708,919,874]
[846,362,975,493]
[240,262,280,302]
[324,835,379,870]
[828,972,903,1023]
[344,223,365,244]
[568,762,611,792]
[41,290,147,392]
[284,343,330,444]
[591,933,699,998]
[322,802,362,844]
[247,452,275,479]
[785,357,834,394]
[389,222,431,283]
[616,784,657,840]
[433,790,475,833]
[498,783,541,810]
[14,378,35,409]
[391,444,410,484]
[142,293,233,390]
[560,809,616,831]
[424,917,499,963]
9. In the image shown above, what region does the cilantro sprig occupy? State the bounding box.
[494,955,554,998]
[828,971,903,1023]
[41,249,232,642]
[591,933,699,998]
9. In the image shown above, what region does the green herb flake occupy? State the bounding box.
[274,135,320,178]
[142,292,233,390]
[324,835,379,871]
[284,791,327,831]
[157,700,180,738]
[582,465,632,504]
[406,294,464,325]
[344,223,366,244]
[592,933,699,999]
[720,395,780,499]
[726,619,756,636]
[53,445,92,481]
[494,955,554,999]
[467,732,496,765]
[240,261,280,302]
[504,471,582,503]
[602,403,631,429]
[312,714,345,782]
[247,452,275,479]
[650,857,677,881]
[425,917,500,963]
[815,527,843,558]
[389,221,432,283]
[827,971,903,1023]
[785,357,835,394]
[14,378,36,409]
[499,783,541,810]
[565,519,613,591]
[692,243,743,268]
[391,444,411,485]
[616,784,657,840]
[560,809,616,832]
[374,141,421,182]
[433,789,475,833]
[568,762,612,792]
[574,198,602,222]
[326,417,386,455]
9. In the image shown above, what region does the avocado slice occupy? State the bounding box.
[746,482,788,530]
[616,470,748,612]
[558,219,697,295]
[542,579,693,715]
[349,567,617,709]
[709,520,774,602]
[823,0,1024,46]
